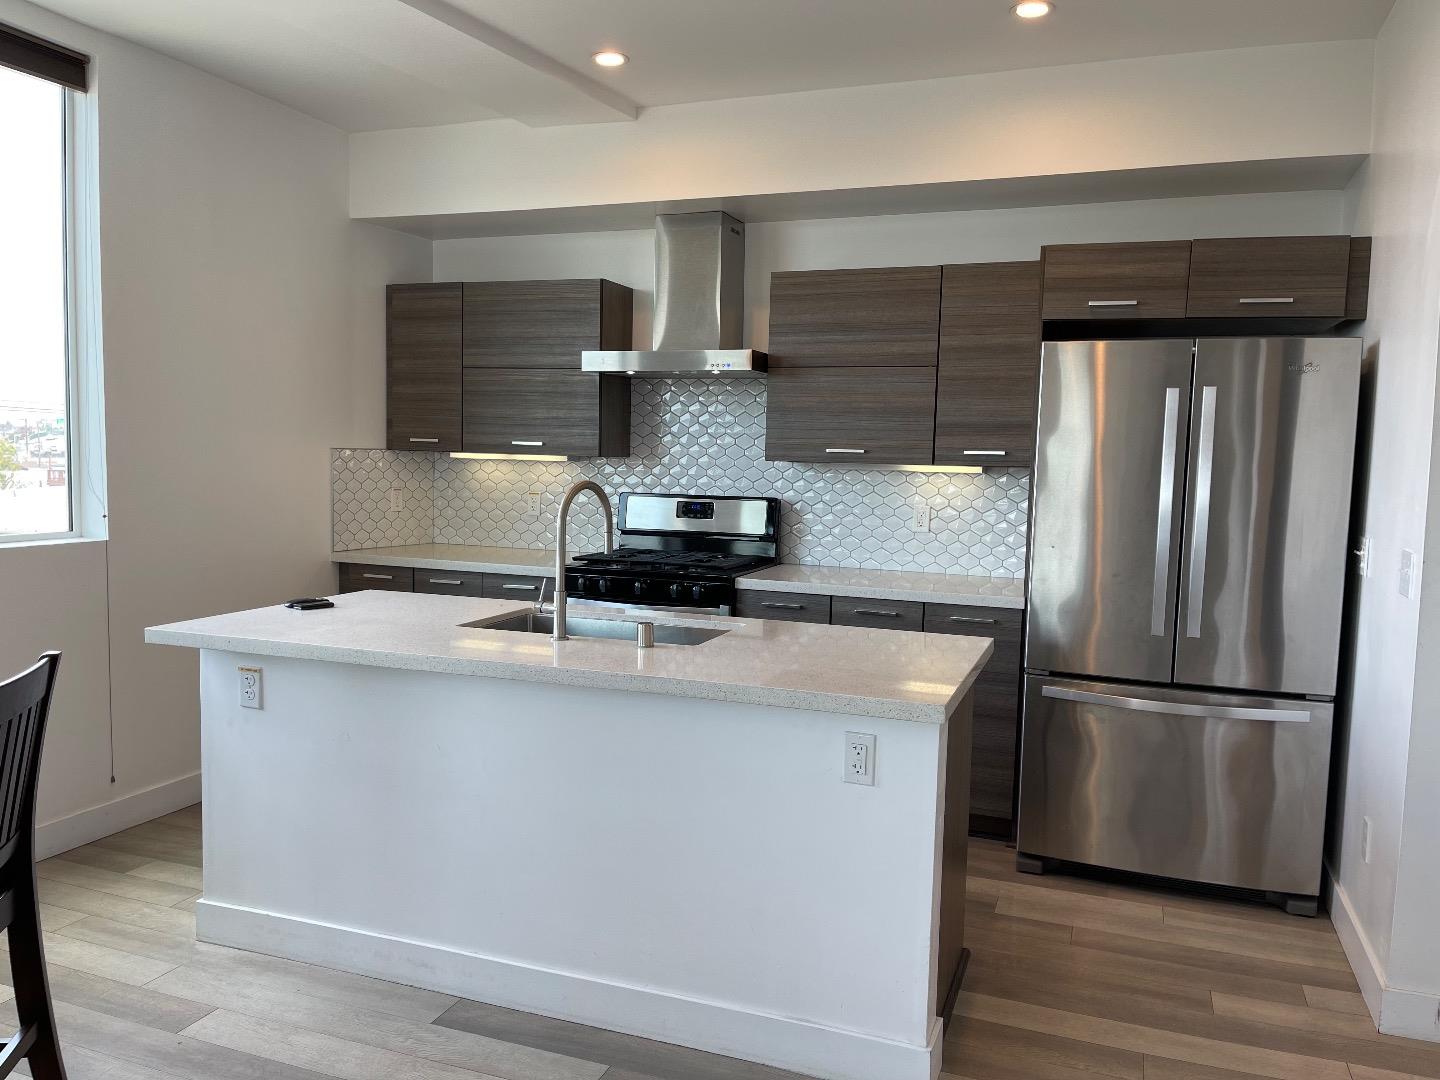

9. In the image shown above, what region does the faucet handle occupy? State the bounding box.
[535,577,553,613]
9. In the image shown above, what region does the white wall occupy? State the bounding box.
[1330,0,1440,1040]
[354,40,1372,221]
[0,0,431,854]
[434,190,1347,351]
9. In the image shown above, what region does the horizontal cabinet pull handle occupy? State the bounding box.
[962,450,1007,457]
[428,578,463,586]
[852,608,901,618]
[408,437,440,443]
[1237,297,1295,305]
[947,615,996,624]
[501,583,540,591]
[361,573,394,581]
[511,440,545,447]
[825,448,865,454]
[759,601,804,610]
[1087,300,1139,307]
[1042,684,1310,724]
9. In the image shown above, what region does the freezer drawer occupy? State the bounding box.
[1017,675,1332,897]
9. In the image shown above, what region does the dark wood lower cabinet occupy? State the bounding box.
[338,564,414,593]
[414,570,485,596]
[765,366,936,465]
[738,588,1024,839]
[924,604,1023,837]
[830,595,925,632]
[462,369,629,458]
[733,591,832,623]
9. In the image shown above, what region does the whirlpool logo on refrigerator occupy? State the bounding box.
[1288,360,1322,374]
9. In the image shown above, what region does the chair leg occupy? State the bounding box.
[7,872,67,1080]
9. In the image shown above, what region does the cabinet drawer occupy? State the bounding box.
[926,604,1023,822]
[414,569,485,596]
[481,574,551,600]
[768,266,941,368]
[765,367,936,465]
[735,591,832,624]
[831,595,924,631]
[1186,236,1352,318]
[1041,241,1192,320]
[387,283,462,452]
[338,564,414,594]
[461,369,629,458]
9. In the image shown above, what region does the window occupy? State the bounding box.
[0,26,87,542]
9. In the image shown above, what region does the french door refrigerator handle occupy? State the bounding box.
[1185,385,1217,639]
[1041,685,1311,724]
[1151,387,1181,637]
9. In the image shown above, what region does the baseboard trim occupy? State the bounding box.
[35,773,200,860]
[196,898,940,1080]
[1330,873,1440,1042]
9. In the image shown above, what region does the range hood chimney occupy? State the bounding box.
[582,211,766,376]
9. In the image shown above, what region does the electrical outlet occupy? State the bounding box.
[1355,536,1371,577]
[388,486,403,515]
[1400,549,1418,599]
[528,487,543,516]
[1362,816,1373,863]
[910,497,931,532]
[845,732,876,786]
[238,666,262,710]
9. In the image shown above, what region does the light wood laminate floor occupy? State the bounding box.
[1,808,1436,1080]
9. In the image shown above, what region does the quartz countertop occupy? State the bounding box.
[146,591,992,724]
[737,565,1025,609]
[332,545,555,575]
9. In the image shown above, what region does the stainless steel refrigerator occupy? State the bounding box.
[1018,337,1360,912]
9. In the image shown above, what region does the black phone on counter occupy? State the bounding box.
[285,598,335,611]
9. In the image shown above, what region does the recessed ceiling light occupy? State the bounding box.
[592,50,628,67]
[1012,0,1054,18]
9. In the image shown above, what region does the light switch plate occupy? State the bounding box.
[1400,548,1418,599]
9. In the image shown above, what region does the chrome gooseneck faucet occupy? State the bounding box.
[551,481,614,641]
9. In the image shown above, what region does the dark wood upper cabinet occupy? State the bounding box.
[1186,236,1352,318]
[462,369,629,458]
[935,261,1042,467]
[1040,241,1192,320]
[768,266,941,367]
[459,278,633,458]
[387,283,463,452]
[461,280,631,367]
[765,366,936,465]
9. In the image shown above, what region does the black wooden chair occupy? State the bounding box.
[0,652,67,1079]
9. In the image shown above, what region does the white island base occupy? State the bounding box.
[153,594,986,1080]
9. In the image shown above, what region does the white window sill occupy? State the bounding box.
[0,535,106,552]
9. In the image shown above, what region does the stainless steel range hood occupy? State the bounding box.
[582,212,766,376]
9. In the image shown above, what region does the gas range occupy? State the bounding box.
[565,493,780,614]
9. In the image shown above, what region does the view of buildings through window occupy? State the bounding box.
[0,64,71,538]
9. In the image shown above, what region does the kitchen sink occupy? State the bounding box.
[474,612,730,646]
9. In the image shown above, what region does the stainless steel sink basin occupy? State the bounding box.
[474,612,730,646]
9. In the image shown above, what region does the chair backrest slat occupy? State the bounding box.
[0,654,61,858]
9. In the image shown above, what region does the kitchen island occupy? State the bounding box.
[146,590,992,1080]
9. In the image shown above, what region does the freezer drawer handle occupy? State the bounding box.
[1186,386,1217,639]
[1151,387,1181,637]
[1087,300,1139,307]
[1041,685,1311,724]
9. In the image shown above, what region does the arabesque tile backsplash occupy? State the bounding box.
[333,379,1028,576]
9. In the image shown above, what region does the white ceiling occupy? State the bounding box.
[35,0,1395,131]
